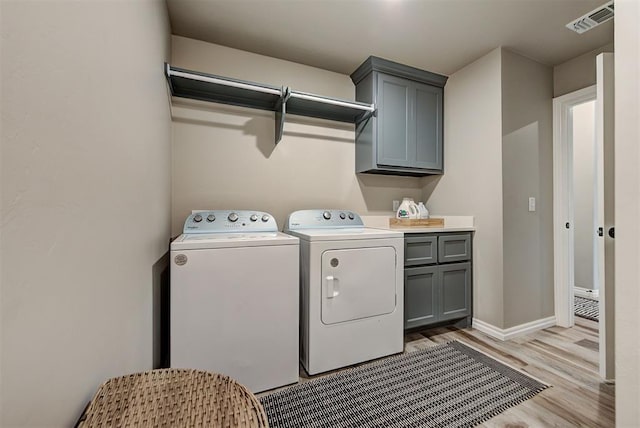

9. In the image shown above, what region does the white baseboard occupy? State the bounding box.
[472,316,557,341]
[574,287,599,300]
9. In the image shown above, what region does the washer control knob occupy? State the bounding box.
[228,212,239,222]
[323,211,332,220]
[193,214,203,223]
[250,214,258,222]
[339,212,346,220]
[261,214,270,222]
[206,214,216,222]
[348,212,355,220]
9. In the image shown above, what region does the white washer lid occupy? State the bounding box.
[285,227,402,241]
[171,231,299,250]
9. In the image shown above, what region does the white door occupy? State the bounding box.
[321,247,397,325]
[552,53,615,382]
[596,52,615,381]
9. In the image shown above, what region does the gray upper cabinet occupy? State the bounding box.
[351,56,447,176]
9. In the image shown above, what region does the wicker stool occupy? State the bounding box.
[77,369,269,427]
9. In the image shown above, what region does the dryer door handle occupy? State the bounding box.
[326,276,340,298]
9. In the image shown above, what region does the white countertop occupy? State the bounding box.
[361,213,475,234]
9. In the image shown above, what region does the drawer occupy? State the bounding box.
[404,235,437,266]
[438,234,471,263]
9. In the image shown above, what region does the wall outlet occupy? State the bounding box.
[392,200,400,211]
[528,197,536,212]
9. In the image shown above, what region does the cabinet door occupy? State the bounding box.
[414,83,443,170]
[405,235,437,266]
[376,73,413,168]
[404,266,438,329]
[438,262,471,321]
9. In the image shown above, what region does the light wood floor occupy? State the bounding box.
[283,316,613,427]
[404,317,614,427]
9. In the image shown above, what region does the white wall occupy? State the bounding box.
[0,1,171,426]
[614,0,640,425]
[572,101,596,290]
[422,48,504,328]
[170,36,423,235]
[501,49,554,328]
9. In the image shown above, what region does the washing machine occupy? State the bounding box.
[285,209,404,375]
[170,210,299,392]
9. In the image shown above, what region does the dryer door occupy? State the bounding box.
[321,246,397,325]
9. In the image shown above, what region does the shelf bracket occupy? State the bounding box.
[275,87,291,144]
[355,107,376,124]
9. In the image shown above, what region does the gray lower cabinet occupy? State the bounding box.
[350,56,447,176]
[403,232,472,330]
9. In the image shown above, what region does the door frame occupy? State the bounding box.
[552,85,596,328]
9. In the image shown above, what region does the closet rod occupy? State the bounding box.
[290,91,375,111]
[167,66,282,96]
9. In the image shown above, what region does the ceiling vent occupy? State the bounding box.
[566,1,614,34]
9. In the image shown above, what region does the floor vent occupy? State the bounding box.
[566,1,614,34]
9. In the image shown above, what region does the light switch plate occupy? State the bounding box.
[528,197,536,212]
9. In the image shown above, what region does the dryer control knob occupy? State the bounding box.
[348,212,355,220]
[323,211,332,220]
[250,214,258,222]
[206,214,216,222]
[261,214,270,222]
[228,212,239,222]
[193,214,203,223]
[339,212,346,219]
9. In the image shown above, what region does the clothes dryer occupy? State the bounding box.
[285,209,403,375]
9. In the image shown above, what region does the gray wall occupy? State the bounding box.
[170,36,423,235]
[0,1,171,426]
[553,43,614,97]
[501,49,554,329]
[422,48,505,328]
[426,48,555,331]
[572,101,596,290]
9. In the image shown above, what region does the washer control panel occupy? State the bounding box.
[183,210,278,233]
[286,209,363,230]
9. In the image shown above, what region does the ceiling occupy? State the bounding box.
[166,0,614,76]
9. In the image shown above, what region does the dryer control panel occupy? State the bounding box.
[183,210,278,233]
[286,209,364,230]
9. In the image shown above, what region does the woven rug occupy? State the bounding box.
[575,296,599,321]
[260,341,548,428]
